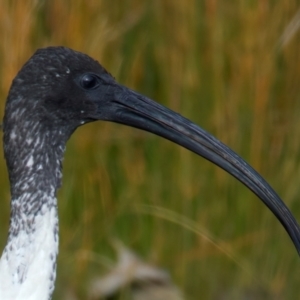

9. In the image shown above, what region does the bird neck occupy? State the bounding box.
[0,125,67,300]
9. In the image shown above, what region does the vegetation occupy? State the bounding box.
[0,1,299,299]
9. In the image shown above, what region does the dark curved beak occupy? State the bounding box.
[97,83,300,255]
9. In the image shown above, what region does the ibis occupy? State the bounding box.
[0,47,299,300]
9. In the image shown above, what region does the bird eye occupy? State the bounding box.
[80,74,99,90]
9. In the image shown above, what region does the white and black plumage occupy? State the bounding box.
[0,47,299,300]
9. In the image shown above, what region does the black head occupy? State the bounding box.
[3,47,122,192]
[3,46,300,255]
[4,47,117,138]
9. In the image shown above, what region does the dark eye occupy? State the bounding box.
[80,74,99,90]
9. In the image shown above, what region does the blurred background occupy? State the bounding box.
[0,0,300,299]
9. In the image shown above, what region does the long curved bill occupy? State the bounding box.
[98,84,300,255]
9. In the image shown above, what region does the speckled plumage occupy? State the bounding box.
[0,47,112,300]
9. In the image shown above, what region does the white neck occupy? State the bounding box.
[1,97,68,299]
[0,191,58,300]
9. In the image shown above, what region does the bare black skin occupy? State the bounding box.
[4,46,300,255]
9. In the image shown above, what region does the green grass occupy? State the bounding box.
[0,1,300,299]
